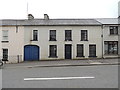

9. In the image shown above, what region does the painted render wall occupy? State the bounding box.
[118,19,120,57]
[1,26,24,63]
[24,25,102,60]
[118,2,120,57]
[102,25,119,58]
[0,26,2,59]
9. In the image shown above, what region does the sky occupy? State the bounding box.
[0,0,119,19]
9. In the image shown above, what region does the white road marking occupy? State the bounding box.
[24,76,95,81]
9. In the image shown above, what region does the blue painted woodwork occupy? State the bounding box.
[24,45,39,61]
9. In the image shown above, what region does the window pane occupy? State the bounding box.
[113,44,118,54]
[110,26,118,35]
[65,30,72,41]
[50,30,56,41]
[81,30,87,41]
[3,49,8,60]
[77,44,84,57]
[33,30,38,41]
[104,41,118,55]
[104,42,108,54]
[2,30,8,41]
[49,45,57,57]
[89,45,96,57]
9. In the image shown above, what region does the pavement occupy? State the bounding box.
[3,58,120,69]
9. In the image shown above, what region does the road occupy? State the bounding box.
[2,65,118,88]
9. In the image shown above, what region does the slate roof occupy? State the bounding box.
[0,19,101,26]
[0,18,119,26]
[96,18,119,25]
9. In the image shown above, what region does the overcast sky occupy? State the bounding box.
[0,0,119,19]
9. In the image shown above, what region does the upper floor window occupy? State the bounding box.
[2,30,8,41]
[81,30,88,41]
[33,30,38,41]
[49,30,56,41]
[65,30,72,41]
[109,26,118,35]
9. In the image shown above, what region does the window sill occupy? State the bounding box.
[88,56,97,57]
[81,40,88,41]
[104,54,118,55]
[49,56,58,58]
[65,40,72,41]
[76,56,85,57]
[109,34,118,36]
[2,59,8,61]
[30,40,38,41]
[49,40,57,41]
[1,41,9,43]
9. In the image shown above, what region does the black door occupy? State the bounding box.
[89,45,96,57]
[65,44,72,59]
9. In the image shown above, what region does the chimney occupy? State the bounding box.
[28,14,34,20]
[44,14,49,20]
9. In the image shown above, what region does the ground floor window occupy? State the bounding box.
[89,45,96,57]
[3,49,8,60]
[104,41,118,55]
[49,45,57,58]
[77,44,84,57]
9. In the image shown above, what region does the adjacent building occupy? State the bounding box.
[1,20,24,63]
[0,14,119,63]
[97,18,119,58]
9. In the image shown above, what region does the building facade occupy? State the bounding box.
[0,14,119,63]
[97,18,119,58]
[0,21,2,59]
[1,22,24,63]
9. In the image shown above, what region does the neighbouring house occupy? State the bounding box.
[0,14,119,63]
[0,20,24,63]
[96,18,119,58]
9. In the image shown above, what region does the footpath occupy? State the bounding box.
[3,58,120,69]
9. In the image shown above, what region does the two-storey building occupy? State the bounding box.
[0,14,119,63]
[97,18,119,58]
[24,15,102,61]
[1,20,24,63]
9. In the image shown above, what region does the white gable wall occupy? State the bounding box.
[1,26,24,63]
[0,26,2,60]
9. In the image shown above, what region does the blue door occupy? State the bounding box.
[24,45,39,61]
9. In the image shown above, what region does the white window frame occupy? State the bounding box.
[2,30,9,41]
[32,29,39,41]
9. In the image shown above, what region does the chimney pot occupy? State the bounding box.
[44,14,49,20]
[28,14,34,20]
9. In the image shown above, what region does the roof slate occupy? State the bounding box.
[0,18,119,26]
[96,18,118,24]
[0,19,102,26]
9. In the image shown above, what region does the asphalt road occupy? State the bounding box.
[2,65,118,88]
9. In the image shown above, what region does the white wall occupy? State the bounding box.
[0,26,2,59]
[118,1,120,17]
[1,26,24,63]
[24,25,102,60]
[119,18,120,57]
